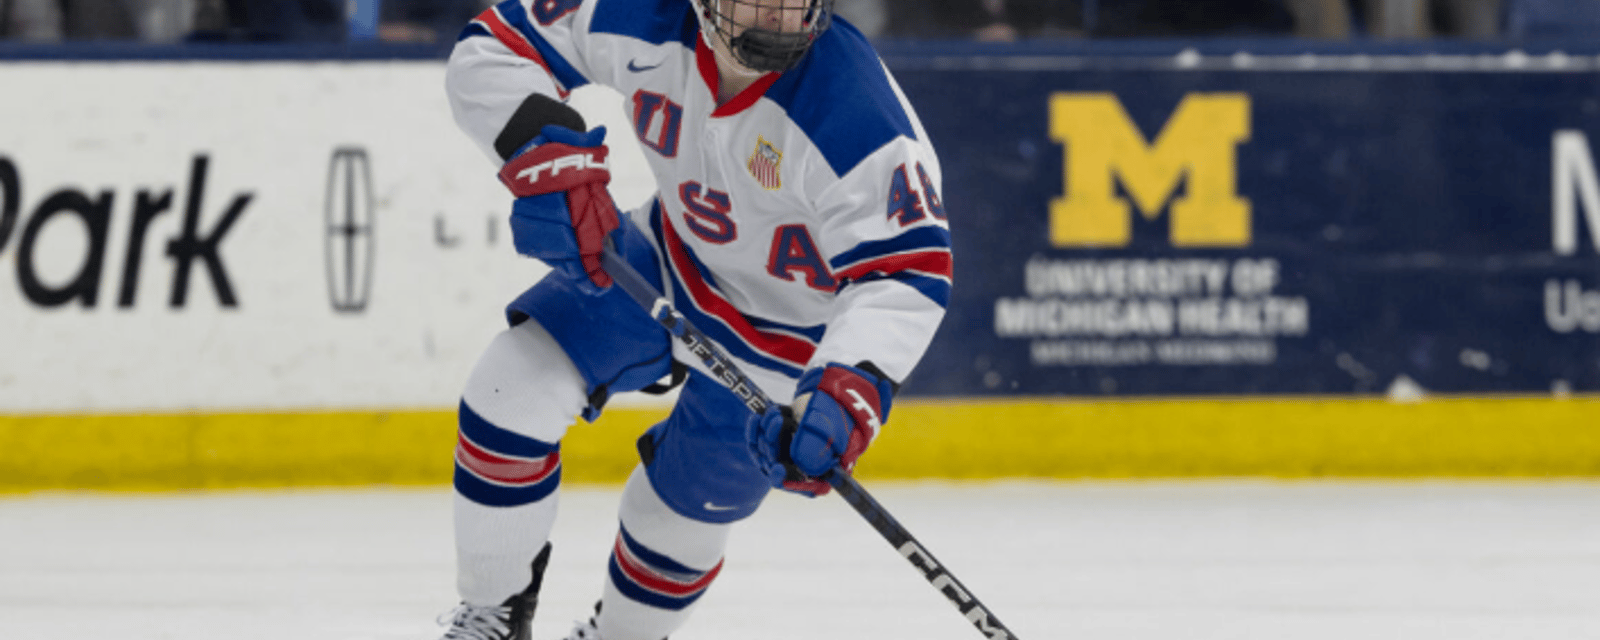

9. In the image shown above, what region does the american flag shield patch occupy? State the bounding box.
[747,136,782,190]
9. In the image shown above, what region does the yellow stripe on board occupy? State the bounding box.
[2,396,1597,492]
[865,396,1600,479]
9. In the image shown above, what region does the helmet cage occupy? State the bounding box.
[697,0,834,73]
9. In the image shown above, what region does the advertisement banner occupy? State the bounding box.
[7,53,1600,411]
[5,51,1600,486]
[0,62,655,412]
[890,54,1600,396]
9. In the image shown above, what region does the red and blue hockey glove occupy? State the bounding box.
[498,123,620,295]
[749,362,897,497]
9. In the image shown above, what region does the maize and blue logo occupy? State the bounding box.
[995,93,1311,370]
[1047,92,1252,249]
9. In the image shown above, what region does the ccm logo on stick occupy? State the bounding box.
[899,541,1012,640]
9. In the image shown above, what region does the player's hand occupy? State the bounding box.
[498,124,619,295]
[748,362,896,497]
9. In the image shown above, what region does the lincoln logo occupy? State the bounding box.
[325,147,374,313]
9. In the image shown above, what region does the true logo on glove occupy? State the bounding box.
[514,151,609,185]
[843,388,882,429]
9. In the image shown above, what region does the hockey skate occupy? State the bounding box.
[560,606,600,640]
[558,602,666,640]
[438,544,552,640]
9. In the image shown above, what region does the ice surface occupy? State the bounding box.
[2,481,1598,640]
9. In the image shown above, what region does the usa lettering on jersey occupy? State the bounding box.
[450,0,952,384]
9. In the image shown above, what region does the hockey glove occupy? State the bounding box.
[749,362,896,497]
[498,122,620,295]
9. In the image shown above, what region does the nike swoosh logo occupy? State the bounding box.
[703,502,738,511]
[628,59,663,73]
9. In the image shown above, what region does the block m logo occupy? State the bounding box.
[1049,93,1252,248]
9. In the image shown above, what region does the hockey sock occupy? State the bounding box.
[597,467,733,640]
[452,402,562,605]
[453,322,588,605]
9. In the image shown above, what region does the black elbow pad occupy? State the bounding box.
[493,93,588,161]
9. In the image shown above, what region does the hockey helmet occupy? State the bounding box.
[692,0,834,72]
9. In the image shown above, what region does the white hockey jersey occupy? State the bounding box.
[446,0,951,399]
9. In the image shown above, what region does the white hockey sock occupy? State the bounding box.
[453,321,587,605]
[597,466,733,640]
[455,491,560,605]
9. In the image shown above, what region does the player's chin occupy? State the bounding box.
[717,48,769,76]
[708,36,746,66]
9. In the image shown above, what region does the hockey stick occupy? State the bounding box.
[599,240,1017,640]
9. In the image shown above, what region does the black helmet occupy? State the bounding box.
[694,0,834,72]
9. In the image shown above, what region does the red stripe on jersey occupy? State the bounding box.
[661,219,816,366]
[475,7,570,99]
[455,434,561,486]
[835,250,953,283]
[613,534,724,597]
[694,37,718,98]
[695,39,779,118]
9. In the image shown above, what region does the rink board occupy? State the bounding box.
[3,396,1599,491]
[5,46,1600,490]
[882,47,1600,397]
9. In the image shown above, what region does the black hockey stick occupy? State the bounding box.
[599,240,1017,640]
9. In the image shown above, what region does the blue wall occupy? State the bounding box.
[881,42,1600,396]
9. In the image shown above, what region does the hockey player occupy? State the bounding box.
[437,1,951,639]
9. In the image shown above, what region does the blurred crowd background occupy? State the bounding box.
[871,0,1600,41]
[2,0,1598,45]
